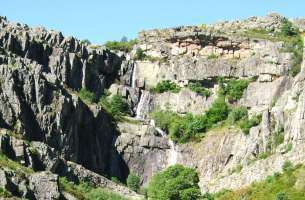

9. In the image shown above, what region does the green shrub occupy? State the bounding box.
[239,114,261,134]
[99,94,130,120]
[147,165,201,200]
[150,110,179,131]
[280,19,298,37]
[284,36,304,77]
[151,80,181,93]
[151,97,229,143]
[169,114,207,143]
[0,187,11,198]
[134,48,146,60]
[207,54,218,59]
[79,88,97,104]
[187,82,211,97]
[276,192,289,200]
[202,193,214,200]
[205,97,229,127]
[111,177,121,184]
[104,39,137,52]
[59,177,127,200]
[282,161,294,172]
[80,39,91,46]
[227,106,248,124]
[222,79,249,102]
[126,173,140,192]
[274,131,285,147]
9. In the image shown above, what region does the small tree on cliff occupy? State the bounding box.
[127,173,140,192]
[148,164,201,200]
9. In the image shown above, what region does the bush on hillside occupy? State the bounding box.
[104,39,137,52]
[239,114,261,134]
[147,165,201,200]
[187,82,211,97]
[126,173,140,192]
[151,80,181,93]
[79,88,97,104]
[221,79,250,102]
[228,106,248,124]
[99,94,130,120]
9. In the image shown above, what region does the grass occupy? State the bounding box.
[187,82,211,97]
[213,163,305,200]
[59,177,128,200]
[207,54,219,59]
[98,94,131,121]
[0,187,11,198]
[78,88,97,104]
[77,88,131,121]
[104,39,137,52]
[134,48,167,63]
[219,78,250,103]
[150,80,181,93]
[0,153,33,175]
[238,114,262,135]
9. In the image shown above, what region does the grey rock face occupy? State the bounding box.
[65,161,143,200]
[1,13,305,199]
[115,119,169,184]
[0,17,127,181]
[29,171,60,200]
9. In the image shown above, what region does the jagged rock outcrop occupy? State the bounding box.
[0,16,130,180]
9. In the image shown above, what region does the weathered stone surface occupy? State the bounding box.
[29,171,60,200]
[65,161,143,200]
[1,13,305,199]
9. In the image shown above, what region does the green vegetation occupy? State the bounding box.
[134,48,167,63]
[213,163,305,200]
[99,94,130,120]
[0,187,11,198]
[0,153,33,174]
[187,82,211,97]
[239,114,262,135]
[207,54,219,59]
[59,177,128,200]
[219,78,250,102]
[151,80,181,93]
[147,164,201,200]
[126,173,140,192]
[77,88,130,120]
[80,39,91,46]
[79,88,97,104]
[104,39,137,52]
[134,48,147,60]
[151,97,229,143]
[227,106,248,124]
[281,18,298,37]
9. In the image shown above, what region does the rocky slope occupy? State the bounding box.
[0,13,305,199]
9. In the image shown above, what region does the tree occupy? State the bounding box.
[126,173,140,192]
[80,39,91,45]
[120,36,128,42]
[281,19,298,37]
[276,192,289,200]
[148,165,201,200]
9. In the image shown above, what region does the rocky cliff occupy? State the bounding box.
[0,13,305,199]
